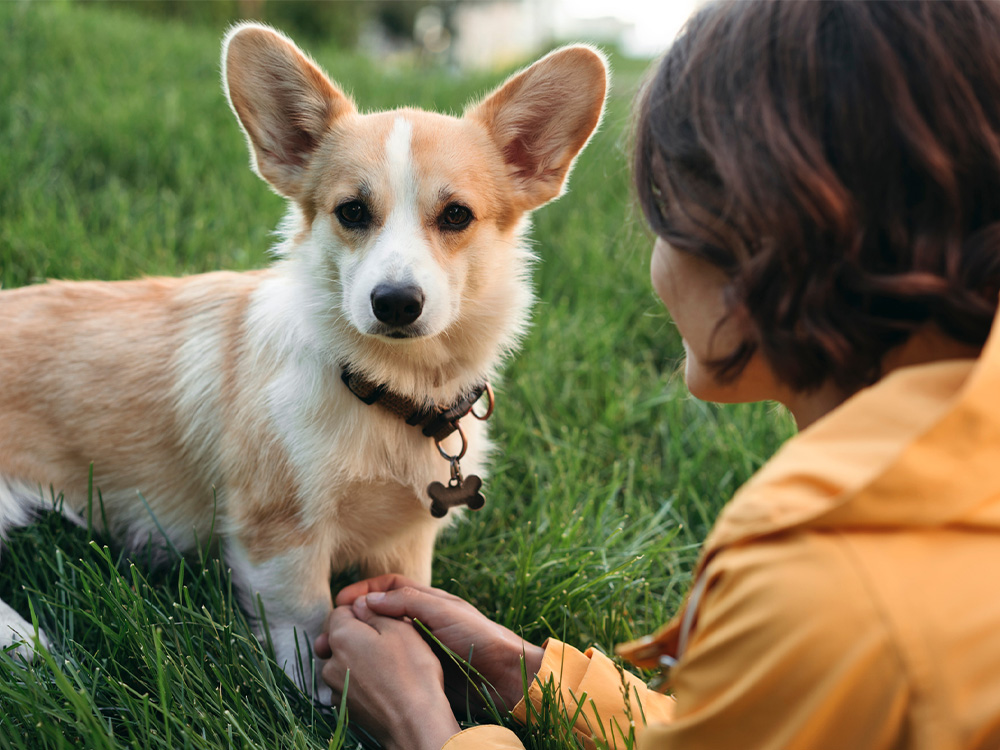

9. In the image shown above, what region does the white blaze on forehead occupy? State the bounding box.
[339,112,457,337]
[376,115,424,278]
[385,116,416,205]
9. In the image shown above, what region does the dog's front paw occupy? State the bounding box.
[312,675,333,706]
[0,599,50,662]
[267,621,334,704]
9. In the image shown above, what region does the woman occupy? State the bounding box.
[315,2,1000,747]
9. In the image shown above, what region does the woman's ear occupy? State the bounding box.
[222,22,356,200]
[466,45,609,211]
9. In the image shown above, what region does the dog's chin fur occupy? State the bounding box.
[0,23,607,698]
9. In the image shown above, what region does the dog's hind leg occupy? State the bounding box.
[0,598,49,658]
[0,477,53,659]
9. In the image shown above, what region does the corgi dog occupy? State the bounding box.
[0,23,607,700]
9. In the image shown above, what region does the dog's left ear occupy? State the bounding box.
[468,45,608,210]
[222,23,355,199]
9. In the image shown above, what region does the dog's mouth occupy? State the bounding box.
[369,323,428,341]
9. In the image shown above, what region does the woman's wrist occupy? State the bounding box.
[386,692,460,750]
[521,641,545,685]
[497,639,545,710]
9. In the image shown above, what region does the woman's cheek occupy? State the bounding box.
[681,342,717,401]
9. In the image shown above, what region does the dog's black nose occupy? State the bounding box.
[371,283,424,327]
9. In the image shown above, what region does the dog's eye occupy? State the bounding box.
[439,204,472,231]
[336,200,370,228]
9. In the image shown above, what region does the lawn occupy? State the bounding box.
[0,4,794,748]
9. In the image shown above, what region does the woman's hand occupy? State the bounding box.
[318,574,545,713]
[320,604,460,750]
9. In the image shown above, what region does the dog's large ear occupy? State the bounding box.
[222,23,355,199]
[467,45,608,210]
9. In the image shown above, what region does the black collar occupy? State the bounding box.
[340,367,489,444]
[340,366,494,517]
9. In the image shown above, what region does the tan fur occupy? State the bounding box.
[0,23,607,699]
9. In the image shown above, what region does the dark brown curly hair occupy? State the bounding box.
[635,0,1000,393]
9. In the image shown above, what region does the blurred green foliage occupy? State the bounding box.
[72,0,432,49]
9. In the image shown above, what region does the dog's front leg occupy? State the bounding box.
[358,518,443,586]
[225,537,334,703]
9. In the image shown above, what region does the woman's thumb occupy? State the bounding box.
[364,588,443,628]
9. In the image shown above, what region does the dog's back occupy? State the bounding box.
[0,272,263,545]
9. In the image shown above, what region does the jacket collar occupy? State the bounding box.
[704,357,978,551]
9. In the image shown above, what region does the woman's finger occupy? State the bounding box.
[361,586,463,630]
[335,573,460,606]
[314,632,332,658]
[357,610,424,637]
[334,574,422,606]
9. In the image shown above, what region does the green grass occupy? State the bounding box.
[0,4,795,748]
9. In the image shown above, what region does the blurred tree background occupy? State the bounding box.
[70,0,642,72]
[74,1,456,62]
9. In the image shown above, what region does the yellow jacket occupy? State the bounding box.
[444,318,1000,749]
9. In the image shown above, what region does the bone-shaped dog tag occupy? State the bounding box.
[428,474,485,518]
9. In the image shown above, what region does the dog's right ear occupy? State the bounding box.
[222,23,355,199]
[467,45,608,212]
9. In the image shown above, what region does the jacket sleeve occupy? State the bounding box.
[442,725,525,749]
[647,534,909,750]
[440,640,674,750]
[511,639,676,749]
